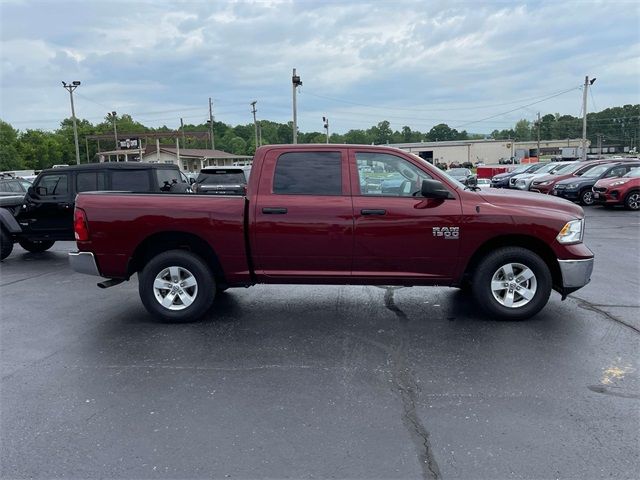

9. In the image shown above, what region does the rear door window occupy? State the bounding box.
[76,172,107,192]
[111,170,151,191]
[156,168,186,191]
[273,152,342,195]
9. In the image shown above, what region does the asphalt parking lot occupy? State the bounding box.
[1,207,638,479]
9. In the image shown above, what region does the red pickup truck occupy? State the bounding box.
[69,145,594,322]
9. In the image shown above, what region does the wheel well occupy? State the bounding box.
[462,235,561,287]
[128,231,226,286]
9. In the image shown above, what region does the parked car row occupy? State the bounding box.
[489,158,640,210]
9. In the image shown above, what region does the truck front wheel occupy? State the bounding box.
[472,247,552,320]
[139,250,215,322]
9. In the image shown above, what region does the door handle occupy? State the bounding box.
[361,209,386,216]
[262,207,288,214]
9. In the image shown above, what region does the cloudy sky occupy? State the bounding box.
[1,0,638,135]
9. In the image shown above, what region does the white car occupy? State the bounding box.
[509,162,576,190]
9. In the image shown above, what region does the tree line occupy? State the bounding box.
[1,104,638,171]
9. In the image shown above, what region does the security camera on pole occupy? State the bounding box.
[62,80,82,164]
[292,68,302,144]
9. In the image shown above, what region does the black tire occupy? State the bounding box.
[139,249,215,322]
[579,189,595,206]
[1,228,14,261]
[472,247,552,320]
[18,239,55,253]
[624,190,640,211]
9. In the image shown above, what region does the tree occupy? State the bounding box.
[427,123,455,141]
[0,120,25,170]
[514,119,532,141]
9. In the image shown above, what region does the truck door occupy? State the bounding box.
[19,171,73,239]
[349,149,463,282]
[252,149,353,279]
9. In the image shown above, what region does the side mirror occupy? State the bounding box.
[421,179,453,199]
[27,186,35,196]
[466,176,478,187]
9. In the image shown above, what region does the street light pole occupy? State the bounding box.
[292,68,302,144]
[62,81,82,164]
[251,101,259,150]
[323,116,329,144]
[581,76,596,161]
[107,111,118,160]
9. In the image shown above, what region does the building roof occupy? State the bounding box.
[144,145,252,159]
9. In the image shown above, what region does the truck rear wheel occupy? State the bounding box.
[472,247,552,320]
[1,227,13,260]
[18,239,55,253]
[139,250,215,322]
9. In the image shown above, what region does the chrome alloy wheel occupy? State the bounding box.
[627,192,640,210]
[490,262,538,308]
[152,266,198,311]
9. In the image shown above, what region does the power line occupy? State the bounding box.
[453,86,583,129]
[303,85,583,113]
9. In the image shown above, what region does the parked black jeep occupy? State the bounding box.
[0,163,191,260]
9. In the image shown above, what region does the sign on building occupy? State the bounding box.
[119,138,140,149]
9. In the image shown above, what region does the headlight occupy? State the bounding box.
[539,180,551,185]
[557,219,584,244]
[611,179,629,187]
[565,183,579,189]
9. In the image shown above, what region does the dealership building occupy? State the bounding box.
[391,138,586,165]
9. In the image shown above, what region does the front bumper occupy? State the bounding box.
[68,251,102,276]
[558,257,594,289]
[530,184,553,194]
[552,188,579,200]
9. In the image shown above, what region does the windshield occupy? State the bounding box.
[196,172,246,185]
[449,168,470,175]
[511,164,530,173]
[553,162,580,174]
[624,167,640,178]
[534,163,560,174]
[583,165,609,178]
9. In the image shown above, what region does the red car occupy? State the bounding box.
[592,167,640,210]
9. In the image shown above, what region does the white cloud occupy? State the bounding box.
[0,0,638,133]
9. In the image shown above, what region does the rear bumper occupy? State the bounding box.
[558,257,594,289]
[68,251,102,277]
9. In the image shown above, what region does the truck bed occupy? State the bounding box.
[76,192,250,283]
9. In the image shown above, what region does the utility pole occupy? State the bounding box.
[536,112,541,160]
[250,101,259,150]
[180,118,185,147]
[208,97,215,151]
[292,68,302,144]
[323,116,329,144]
[62,81,81,164]
[85,137,90,163]
[581,75,596,161]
